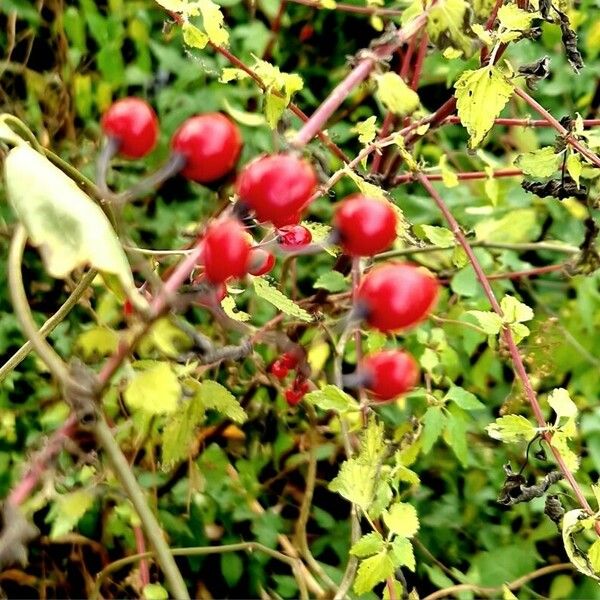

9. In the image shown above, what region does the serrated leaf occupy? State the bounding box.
[350,532,385,557]
[253,277,312,322]
[375,72,420,117]
[125,362,181,414]
[313,271,348,292]
[497,4,535,31]
[220,67,249,83]
[551,430,580,472]
[486,414,536,443]
[428,0,473,55]
[182,21,208,48]
[302,221,337,256]
[221,295,250,321]
[439,154,459,188]
[416,224,455,248]
[548,388,577,419]
[515,147,561,177]
[444,386,484,410]
[199,0,229,46]
[455,66,513,148]
[304,385,359,413]
[500,295,533,323]
[566,153,583,187]
[47,490,94,539]
[465,310,503,334]
[562,509,600,581]
[474,208,540,243]
[198,380,247,424]
[353,552,396,595]
[471,23,494,45]
[390,537,416,571]
[329,458,376,509]
[384,502,420,538]
[421,407,447,454]
[345,168,388,200]
[5,145,145,310]
[445,411,468,467]
[139,317,191,358]
[75,327,119,360]
[352,116,378,145]
[359,418,387,465]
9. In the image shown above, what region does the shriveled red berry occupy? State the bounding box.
[280,352,299,369]
[333,194,397,256]
[171,113,242,183]
[361,350,419,401]
[285,377,310,406]
[357,263,439,332]
[248,248,276,276]
[202,219,251,283]
[101,98,158,158]
[236,154,317,227]
[277,225,312,250]
[269,360,289,379]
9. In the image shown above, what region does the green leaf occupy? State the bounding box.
[198,380,247,424]
[500,295,534,323]
[421,407,447,454]
[253,277,312,322]
[486,414,536,443]
[566,153,583,187]
[182,21,208,49]
[47,490,94,539]
[439,154,459,188]
[75,327,119,360]
[515,147,561,177]
[359,418,387,465]
[353,551,396,595]
[125,362,181,415]
[588,539,600,575]
[445,411,469,467]
[416,224,455,248]
[464,310,503,335]
[313,271,348,292]
[390,536,416,571]
[350,532,385,557]
[428,0,473,55]
[474,208,540,243]
[264,91,287,129]
[375,72,420,116]
[551,430,580,472]
[497,4,535,31]
[143,583,169,600]
[454,66,513,148]
[199,0,229,46]
[221,295,250,322]
[304,385,359,413]
[562,509,600,581]
[329,458,376,509]
[221,552,244,587]
[384,502,420,538]
[444,386,485,410]
[4,145,145,310]
[352,116,378,145]
[548,388,578,419]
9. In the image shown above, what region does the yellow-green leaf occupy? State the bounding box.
[497,4,535,31]
[486,414,536,443]
[198,380,247,424]
[428,0,473,55]
[199,0,229,46]
[375,72,420,117]
[125,362,181,414]
[566,153,583,187]
[383,502,420,538]
[588,539,600,574]
[253,277,312,321]
[75,327,119,361]
[515,147,562,177]
[47,490,94,539]
[562,509,600,581]
[352,115,378,145]
[455,66,513,148]
[353,552,396,595]
[221,295,250,322]
[182,21,208,49]
[500,295,533,323]
[439,154,459,187]
[548,388,578,419]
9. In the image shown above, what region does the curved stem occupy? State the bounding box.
[93,418,190,600]
[95,136,120,198]
[0,269,97,383]
[8,224,70,384]
[92,542,309,600]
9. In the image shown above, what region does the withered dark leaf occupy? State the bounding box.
[518,56,550,90]
[522,178,588,201]
[556,9,584,72]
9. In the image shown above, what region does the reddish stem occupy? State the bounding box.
[263,0,288,62]
[399,35,417,80]
[480,0,505,62]
[417,173,598,530]
[134,525,151,588]
[288,0,403,15]
[442,116,600,128]
[410,32,429,90]
[393,167,522,184]
[291,12,428,147]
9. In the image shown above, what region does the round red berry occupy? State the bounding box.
[101,98,158,158]
[248,248,276,276]
[361,350,419,401]
[357,263,439,332]
[285,377,310,406]
[280,352,299,369]
[333,194,397,256]
[236,154,317,227]
[171,113,242,183]
[277,225,312,250]
[269,360,289,379]
[202,219,251,283]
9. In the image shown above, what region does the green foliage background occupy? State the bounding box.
[3,0,600,598]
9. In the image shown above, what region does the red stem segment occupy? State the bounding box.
[416,173,598,528]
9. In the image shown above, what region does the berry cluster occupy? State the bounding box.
[102,97,440,406]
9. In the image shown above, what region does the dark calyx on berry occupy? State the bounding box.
[277,225,312,250]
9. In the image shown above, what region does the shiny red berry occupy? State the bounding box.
[277,225,312,250]
[361,350,419,401]
[101,98,159,158]
[202,219,251,283]
[270,360,289,379]
[236,154,317,227]
[248,248,276,276]
[333,194,397,256]
[171,113,242,183]
[357,263,439,332]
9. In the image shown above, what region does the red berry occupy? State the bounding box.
[202,219,251,283]
[280,352,299,369]
[285,377,310,406]
[277,225,312,250]
[171,113,242,183]
[248,248,276,276]
[361,350,419,401]
[270,360,289,379]
[123,298,134,318]
[236,154,317,227]
[357,263,439,332]
[101,98,158,158]
[333,194,397,256]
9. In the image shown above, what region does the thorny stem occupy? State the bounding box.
[441,116,600,128]
[291,12,429,147]
[410,32,429,91]
[416,173,600,533]
[393,167,523,184]
[288,0,403,16]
